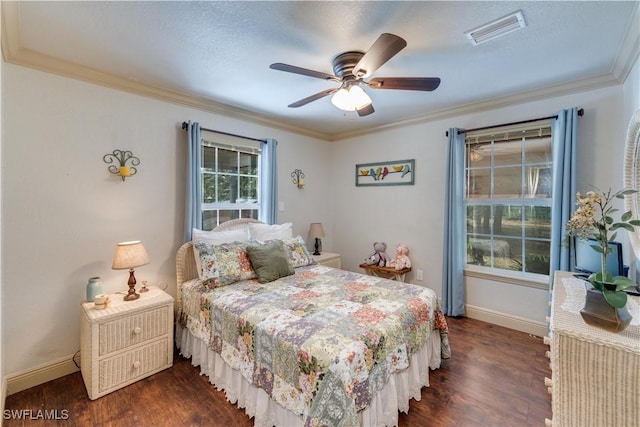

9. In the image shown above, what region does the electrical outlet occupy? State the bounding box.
[416,269,423,280]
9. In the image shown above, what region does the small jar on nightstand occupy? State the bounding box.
[312,252,341,269]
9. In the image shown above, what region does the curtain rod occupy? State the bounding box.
[445,108,584,137]
[181,121,267,143]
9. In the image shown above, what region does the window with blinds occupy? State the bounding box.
[201,131,260,230]
[465,121,553,276]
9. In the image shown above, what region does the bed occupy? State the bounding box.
[175,219,450,426]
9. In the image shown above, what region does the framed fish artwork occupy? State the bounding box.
[355,159,415,187]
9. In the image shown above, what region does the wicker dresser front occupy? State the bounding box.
[548,271,640,427]
[80,288,174,400]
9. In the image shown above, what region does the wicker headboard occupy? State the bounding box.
[175,218,263,305]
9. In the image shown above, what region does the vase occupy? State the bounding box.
[86,277,103,302]
[580,287,632,332]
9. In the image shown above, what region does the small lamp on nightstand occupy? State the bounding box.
[112,240,149,301]
[308,223,325,255]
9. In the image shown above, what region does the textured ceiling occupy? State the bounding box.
[3,1,639,139]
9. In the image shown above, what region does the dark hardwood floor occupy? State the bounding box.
[4,317,551,426]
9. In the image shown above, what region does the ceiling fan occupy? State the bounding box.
[269,33,441,117]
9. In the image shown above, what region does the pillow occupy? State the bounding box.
[248,222,293,242]
[278,235,315,268]
[194,241,221,288]
[193,241,256,288]
[192,228,248,278]
[213,241,257,285]
[246,240,295,283]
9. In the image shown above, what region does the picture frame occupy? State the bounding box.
[355,159,415,187]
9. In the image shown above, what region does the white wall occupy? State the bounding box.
[1,63,333,376]
[331,84,629,332]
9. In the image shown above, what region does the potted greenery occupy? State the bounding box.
[566,188,639,332]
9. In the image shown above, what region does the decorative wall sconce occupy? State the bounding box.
[103,150,140,181]
[291,169,305,188]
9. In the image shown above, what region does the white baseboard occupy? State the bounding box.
[4,353,80,396]
[465,304,548,337]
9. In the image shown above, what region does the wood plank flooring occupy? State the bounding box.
[4,317,551,426]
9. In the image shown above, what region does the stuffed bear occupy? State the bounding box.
[365,241,390,267]
[388,243,412,270]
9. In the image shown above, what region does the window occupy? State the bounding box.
[201,131,260,230]
[465,122,552,276]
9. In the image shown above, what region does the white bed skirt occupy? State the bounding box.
[176,325,442,427]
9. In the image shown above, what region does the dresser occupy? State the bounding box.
[547,271,640,426]
[312,252,341,269]
[80,287,174,399]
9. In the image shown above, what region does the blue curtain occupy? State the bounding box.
[442,128,466,316]
[184,121,202,242]
[259,138,278,224]
[549,108,579,283]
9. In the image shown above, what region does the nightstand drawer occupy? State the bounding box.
[98,338,169,393]
[99,305,169,356]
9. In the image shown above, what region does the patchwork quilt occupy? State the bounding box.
[178,264,450,427]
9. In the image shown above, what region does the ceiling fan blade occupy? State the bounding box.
[357,103,375,117]
[288,88,339,108]
[368,77,441,91]
[353,33,407,78]
[270,63,341,82]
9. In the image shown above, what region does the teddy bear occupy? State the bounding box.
[365,241,390,267]
[388,243,412,270]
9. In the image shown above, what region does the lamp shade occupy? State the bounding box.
[112,240,149,270]
[308,223,325,240]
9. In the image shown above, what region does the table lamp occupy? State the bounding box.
[112,240,149,301]
[308,223,325,255]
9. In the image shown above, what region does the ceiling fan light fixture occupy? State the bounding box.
[465,10,526,45]
[331,85,372,112]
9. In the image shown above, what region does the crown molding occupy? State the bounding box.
[328,73,622,141]
[611,2,640,83]
[2,1,637,143]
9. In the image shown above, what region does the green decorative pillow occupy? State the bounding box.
[246,240,295,283]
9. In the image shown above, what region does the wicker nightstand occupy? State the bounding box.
[312,252,341,269]
[80,287,174,400]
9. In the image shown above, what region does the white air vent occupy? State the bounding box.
[465,10,526,45]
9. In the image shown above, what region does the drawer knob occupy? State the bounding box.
[545,350,551,359]
[133,327,142,334]
[133,361,141,369]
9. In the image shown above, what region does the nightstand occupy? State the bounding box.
[312,252,341,268]
[80,287,174,400]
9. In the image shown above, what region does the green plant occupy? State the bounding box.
[566,188,640,308]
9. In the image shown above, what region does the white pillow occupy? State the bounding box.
[248,222,293,242]
[192,228,249,278]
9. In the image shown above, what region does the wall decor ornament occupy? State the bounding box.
[355,159,415,187]
[291,169,305,188]
[103,149,140,181]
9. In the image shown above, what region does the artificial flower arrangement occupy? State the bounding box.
[566,188,640,308]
